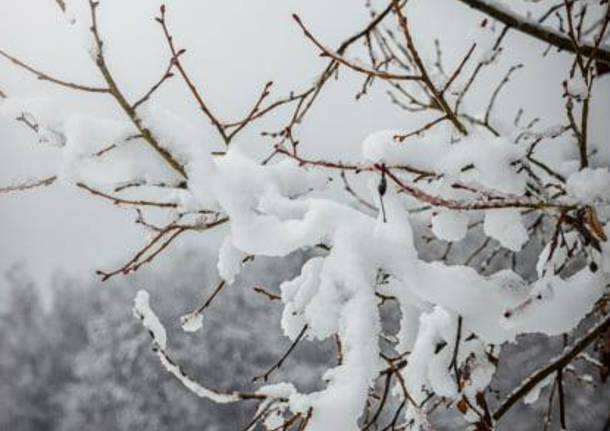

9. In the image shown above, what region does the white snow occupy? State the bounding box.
[131,138,606,428]
[217,235,246,284]
[431,210,469,242]
[157,353,241,404]
[437,133,527,195]
[483,209,528,251]
[362,124,453,170]
[523,374,553,405]
[25,66,602,428]
[180,311,204,333]
[566,168,610,204]
[134,290,242,404]
[133,290,167,350]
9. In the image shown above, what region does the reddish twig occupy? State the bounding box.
[380,164,571,211]
[132,58,176,110]
[97,216,228,281]
[0,48,110,93]
[87,0,187,178]
[77,182,178,208]
[293,14,421,82]
[157,5,229,145]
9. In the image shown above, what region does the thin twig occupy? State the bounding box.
[293,15,421,82]
[0,176,57,194]
[0,48,110,93]
[252,325,308,383]
[77,182,178,208]
[157,5,229,145]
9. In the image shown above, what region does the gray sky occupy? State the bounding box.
[1,0,608,286]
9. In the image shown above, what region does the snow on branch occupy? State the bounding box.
[494,314,610,420]
[133,290,268,404]
[456,0,610,65]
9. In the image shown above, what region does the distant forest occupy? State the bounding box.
[1,249,608,431]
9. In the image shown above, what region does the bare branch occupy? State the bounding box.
[252,324,308,383]
[0,48,110,93]
[132,58,175,110]
[0,176,57,194]
[96,216,227,281]
[293,14,422,82]
[391,0,469,135]
[381,164,572,212]
[76,182,179,208]
[157,5,229,145]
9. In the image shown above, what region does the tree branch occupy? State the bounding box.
[0,48,110,93]
[0,176,57,194]
[493,314,610,421]
[455,0,610,65]
[87,0,187,178]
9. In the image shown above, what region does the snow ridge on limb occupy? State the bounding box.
[133,290,267,404]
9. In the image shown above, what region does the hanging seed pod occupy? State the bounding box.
[377,168,387,197]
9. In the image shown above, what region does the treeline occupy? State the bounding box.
[0,251,332,431]
[0,250,607,430]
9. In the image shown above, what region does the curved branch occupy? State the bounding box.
[134,293,268,404]
[0,48,110,93]
[493,314,610,421]
[456,0,610,65]
[380,164,572,211]
[252,324,308,383]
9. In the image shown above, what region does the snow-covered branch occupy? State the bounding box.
[456,0,610,65]
[1,0,609,429]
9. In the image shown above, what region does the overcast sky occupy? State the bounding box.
[1,0,608,288]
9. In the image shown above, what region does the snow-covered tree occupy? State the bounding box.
[1,0,609,429]
[0,265,69,431]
